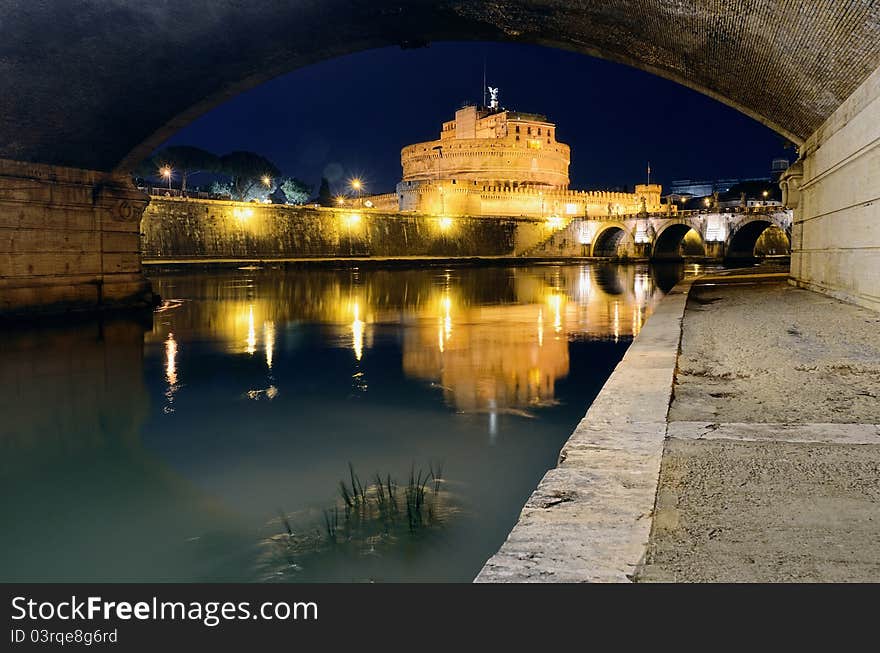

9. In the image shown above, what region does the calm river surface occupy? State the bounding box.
[1,262,697,582]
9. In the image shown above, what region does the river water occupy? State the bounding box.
[0,262,696,582]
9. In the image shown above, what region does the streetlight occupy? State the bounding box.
[160,165,172,191]
[350,178,363,207]
[262,175,272,188]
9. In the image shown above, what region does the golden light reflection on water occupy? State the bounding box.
[148,265,674,416]
[164,332,178,414]
[246,305,257,355]
[351,301,365,362]
[264,321,275,370]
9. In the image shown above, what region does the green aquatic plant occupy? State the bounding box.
[258,463,454,581]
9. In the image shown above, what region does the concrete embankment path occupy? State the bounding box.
[478,270,880,582]
[638,275,880,582]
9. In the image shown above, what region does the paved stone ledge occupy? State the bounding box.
[475,280,693,582]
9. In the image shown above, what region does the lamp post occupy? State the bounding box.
[350,178,363,207]
[160,165,172,192]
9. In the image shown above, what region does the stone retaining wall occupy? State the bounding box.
[476,279,693,582]
[141,198,548,260]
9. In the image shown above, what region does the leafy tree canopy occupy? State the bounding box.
[275,177,312,205]
[219,151,281,201]
[154,145,220,192]
[317,177,333,207]
[132,154,161,181]
[155,146,219,174]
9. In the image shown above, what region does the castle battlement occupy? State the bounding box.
[365,99,663,219]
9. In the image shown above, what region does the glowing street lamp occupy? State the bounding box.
[349,178,364,207]
[336,196,346,206]
[262,175,272,188]
[160,165,172,190]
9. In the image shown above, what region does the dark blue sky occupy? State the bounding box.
[163,41,795,195]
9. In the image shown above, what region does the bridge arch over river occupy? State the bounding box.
[530,208,792,262]
[0,2,878,313]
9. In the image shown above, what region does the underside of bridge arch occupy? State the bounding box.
[1,1,879,314]
[2,1,879,172]
[754,225,792,258]
[592,227,627,258]
[652,224,705,261]
[726,220,775,262]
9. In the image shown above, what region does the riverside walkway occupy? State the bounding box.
[478,268,880,582]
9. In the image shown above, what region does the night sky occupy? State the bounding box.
[162,41,795,196]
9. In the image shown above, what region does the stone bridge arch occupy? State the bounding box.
[591,222,634,258]
[651,219,706,260]
[725,214,792,262]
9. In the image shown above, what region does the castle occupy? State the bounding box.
[366,94,664,219]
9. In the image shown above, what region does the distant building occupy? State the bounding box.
[364,96,663,218]
[771,157,791,182]
[669,176,769,199]
[668,157,790,202]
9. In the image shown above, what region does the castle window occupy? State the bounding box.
[515,125,520,133]
[516,135,520,141]
[538,128,542,135]
[527,127,532,135]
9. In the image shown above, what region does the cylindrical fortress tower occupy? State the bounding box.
[400,105,570,188]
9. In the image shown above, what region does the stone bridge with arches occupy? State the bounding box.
[524,208,792,262]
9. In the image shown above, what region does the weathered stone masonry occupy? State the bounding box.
[0,159,152,315]
[140,198,548,260]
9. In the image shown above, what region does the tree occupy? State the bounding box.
[317,177,333,207]
[218,151,281,202]
[132,154,162,186]
[154,146,219,193]
[275,177,312,205]
[209,180,234,198]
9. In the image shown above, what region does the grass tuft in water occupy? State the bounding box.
[260,463,454,580]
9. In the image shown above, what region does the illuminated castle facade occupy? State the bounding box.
[368,98,663,218]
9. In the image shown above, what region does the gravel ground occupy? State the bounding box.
[640,278,880,583]
[639,438,880,582]
[669,281,880,424]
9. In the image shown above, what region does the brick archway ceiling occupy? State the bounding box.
[1,1,878,172]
